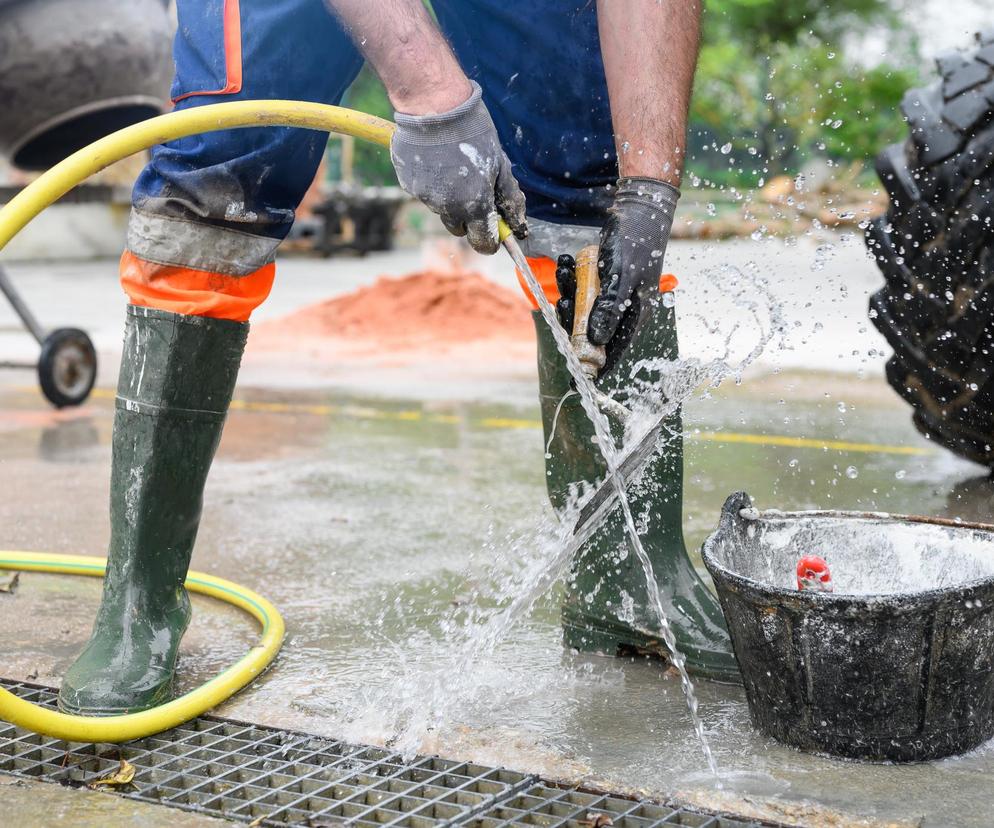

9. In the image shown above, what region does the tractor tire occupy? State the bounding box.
[866,31,994,470]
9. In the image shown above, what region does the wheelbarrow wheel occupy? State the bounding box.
[37,327,97,408]
[866,30,994,469]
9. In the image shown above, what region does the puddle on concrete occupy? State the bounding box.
[0,378,989,826]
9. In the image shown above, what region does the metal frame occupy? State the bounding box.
[0,680,769,828]
[0,263,44,369]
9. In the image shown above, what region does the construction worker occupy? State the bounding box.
[59,0,737,717]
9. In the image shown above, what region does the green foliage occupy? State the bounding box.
[691,0,919,182]
[774,42,918,161]
[704,0,898,49]
[335,0,921,188]
[327,66,395,186]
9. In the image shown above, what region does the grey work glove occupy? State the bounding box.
[587,177,679,346]
[391,81,528,254]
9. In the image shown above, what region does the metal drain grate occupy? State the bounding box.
[0,680,768,828]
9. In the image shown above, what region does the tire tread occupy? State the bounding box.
[867,37,994,468]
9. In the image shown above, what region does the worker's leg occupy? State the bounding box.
[531,286,739,684]
[436,1,739,681]
[59,0,364,715]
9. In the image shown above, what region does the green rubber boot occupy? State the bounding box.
[58,306,247,715]
[536,297,741,684]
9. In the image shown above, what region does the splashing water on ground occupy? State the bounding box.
[338,503,583,756]
[339,249,788,776]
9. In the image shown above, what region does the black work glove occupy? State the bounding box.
[586,177,679,346]
[391,81,528,254]
[554,253,577,334]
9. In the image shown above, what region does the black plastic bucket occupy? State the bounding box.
[702,491,994,761]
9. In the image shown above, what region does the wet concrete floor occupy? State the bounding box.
[0,240,991,827]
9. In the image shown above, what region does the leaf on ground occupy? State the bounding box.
[0,573,20,594]
[579,814,614,828]
[88,758,136,789]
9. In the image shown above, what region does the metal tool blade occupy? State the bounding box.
[499,231,662,554]
[566,413,671,551]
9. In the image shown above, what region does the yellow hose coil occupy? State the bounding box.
[0,100,513,741]
[0,552,284,742]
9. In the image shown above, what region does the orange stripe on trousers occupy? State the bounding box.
[515,256,679,309]
[120,251,274,322]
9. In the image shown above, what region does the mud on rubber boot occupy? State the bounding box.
[59,306,247,715]
[535,299,741,684]
[866,31,994,469]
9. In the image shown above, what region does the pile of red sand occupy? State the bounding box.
[259,270,534,346]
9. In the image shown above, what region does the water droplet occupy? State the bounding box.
[895,469,907,480]
[662,292,676,308]
[845,466,858,479]
[720,142,733,155]
[837,401,847,413]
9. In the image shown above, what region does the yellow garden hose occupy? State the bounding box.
[0,100,513,252]
[0,100,514,743]
[0,551,284,742]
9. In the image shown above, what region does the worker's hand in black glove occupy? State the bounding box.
[554,254,577,333]
[391,81,528,254]
[586,177,679,346]
[553,252,634,375]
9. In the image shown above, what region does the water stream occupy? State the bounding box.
[505,240,721,774]
[334,250,786,777]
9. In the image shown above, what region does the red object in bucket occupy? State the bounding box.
[797,555,833,592]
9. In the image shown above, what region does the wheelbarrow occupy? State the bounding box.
[0,264,97,406]
[703,491,994,762]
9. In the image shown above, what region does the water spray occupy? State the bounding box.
[0,101,712,769]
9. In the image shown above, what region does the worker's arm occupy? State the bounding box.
[588,0,702,346]
[325,0,527,253]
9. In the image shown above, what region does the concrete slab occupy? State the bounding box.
[0,232,888,397]
[0,774,231,826]
[0,239,987,827]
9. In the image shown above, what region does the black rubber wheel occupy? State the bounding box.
[37,327,98,408]
[866,30,994,469]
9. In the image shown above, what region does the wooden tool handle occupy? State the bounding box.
[571,245,599,339]
[570,244,606,377]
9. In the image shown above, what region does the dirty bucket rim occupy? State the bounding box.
[740,507,994,534]
[701,505,994,609]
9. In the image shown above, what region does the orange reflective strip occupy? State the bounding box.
[515,256,560,310]
[172,0,243,103]
[515,256,679,310]
[120,251,274,322]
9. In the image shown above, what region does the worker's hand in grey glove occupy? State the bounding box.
[586,177,679,346]
[391,81,528,254]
